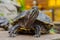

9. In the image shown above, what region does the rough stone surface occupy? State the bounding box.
[0,3,17,20]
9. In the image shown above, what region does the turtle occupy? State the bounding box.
[8,6,53,37]
[0,16,9,30]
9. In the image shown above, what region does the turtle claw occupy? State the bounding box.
[9,33,16,37]
[8,30,16,37]
[34,34,40,38]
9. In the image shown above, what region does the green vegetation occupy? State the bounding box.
[19,0,25,11]
[0,13,4,16]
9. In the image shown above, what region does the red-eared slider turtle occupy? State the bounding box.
[0,16,9,30]
[8,6,53,37]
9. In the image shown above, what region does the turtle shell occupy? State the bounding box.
[36,11,52,24]
[13,10,29,21]
[14,10,52,24]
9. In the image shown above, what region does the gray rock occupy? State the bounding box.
[0,3,17,20]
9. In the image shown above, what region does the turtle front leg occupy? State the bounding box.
[34,25,41,37]
[8,24,20,37]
